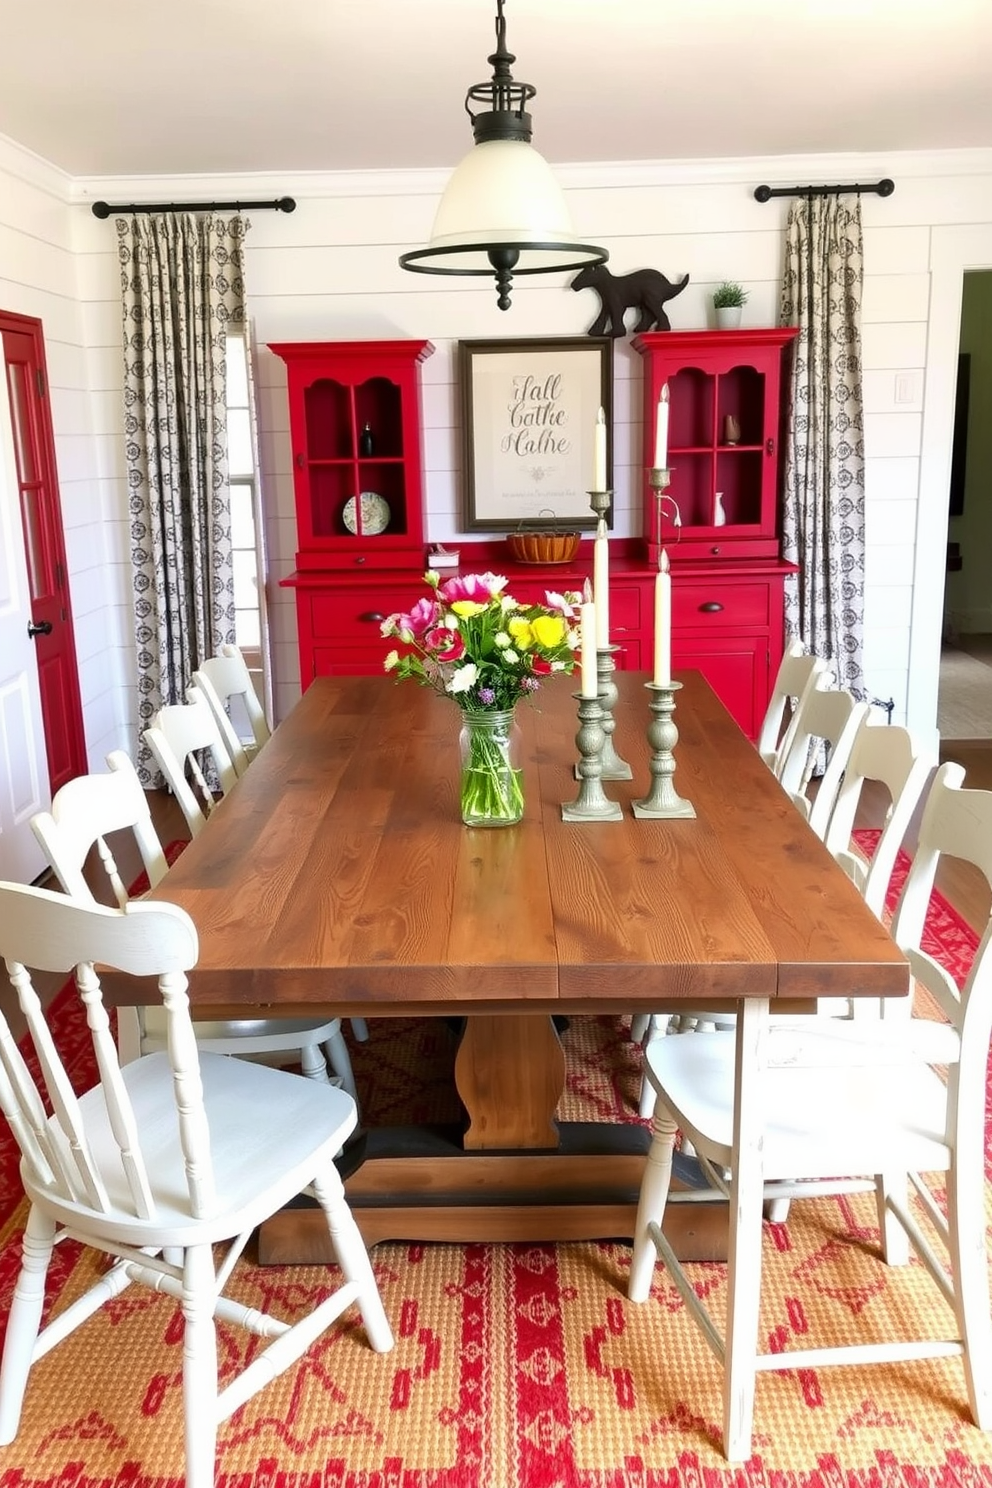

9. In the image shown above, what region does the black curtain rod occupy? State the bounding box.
[90,196,296,219]
[754,178,894,203]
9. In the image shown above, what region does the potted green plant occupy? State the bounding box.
[713,281,748,329]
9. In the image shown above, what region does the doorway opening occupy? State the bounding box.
[939,269,992,742]
[0,310,87,794]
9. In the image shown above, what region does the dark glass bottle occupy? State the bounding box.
[359,423,374,457]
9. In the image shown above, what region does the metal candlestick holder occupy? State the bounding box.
[574,646,631,781]
[582,487,631,780]
[632,680,696,820]
[648,466,674,565]
[588,487,612,524]
[562,692,623,823]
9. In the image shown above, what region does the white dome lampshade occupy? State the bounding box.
[399,0,607,310]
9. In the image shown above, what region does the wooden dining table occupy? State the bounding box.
[106,669,909,1261]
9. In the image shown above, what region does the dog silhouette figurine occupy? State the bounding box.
[571,264,690,337]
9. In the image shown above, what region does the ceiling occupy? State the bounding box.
[2,0,991,181]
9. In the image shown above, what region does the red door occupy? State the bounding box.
[1,313,87,793]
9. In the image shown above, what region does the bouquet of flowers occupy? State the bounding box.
[381,571,580,824]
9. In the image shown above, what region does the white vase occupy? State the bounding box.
[713,491,727,526]
[715,305,743,330]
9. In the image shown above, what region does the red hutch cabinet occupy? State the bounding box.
[272,340,434,681]
[274,332,796,741]
[633,328,798,738]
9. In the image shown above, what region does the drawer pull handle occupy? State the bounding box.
[699,601,724,613]
[766,437,775,455]
[358,610,385,623]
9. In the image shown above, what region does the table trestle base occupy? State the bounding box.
[254,1124,728,1259]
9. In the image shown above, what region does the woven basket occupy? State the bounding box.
[506,531,581,565]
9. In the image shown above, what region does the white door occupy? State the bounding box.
[0,367,49,882]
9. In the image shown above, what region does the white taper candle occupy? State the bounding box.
[593,519,610,648]
[593,406,607,492]
[653,383,670,470]
[653,549,671,687]
[580,600,598,698]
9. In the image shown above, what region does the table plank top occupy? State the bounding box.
[130,670,908,1017]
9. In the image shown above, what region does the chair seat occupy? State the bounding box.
[139,1006,347,1052]
[29,1051,358,1247]
[646,1027,952,1178]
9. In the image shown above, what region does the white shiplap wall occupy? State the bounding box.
[0,136,135,770]
[4,139,992,763]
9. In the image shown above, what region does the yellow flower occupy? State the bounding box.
[507,616,534,649]
[531,615,566,649]
[450,600,487,618]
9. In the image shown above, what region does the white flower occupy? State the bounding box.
[447,664,478,694]
[399,627,415,644]
[550,659,568,671]
[503,649,519,665]
[380,616,397,637]
[384,649,400,671]
[494,631,511,648]
[500,594,519,612]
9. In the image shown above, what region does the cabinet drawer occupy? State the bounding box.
[672,582,770,630]
[309,587,421,641]
[312,647,386,677]
[607,584,642,632]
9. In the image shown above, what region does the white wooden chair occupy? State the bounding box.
[628,761,992,1462]
[0,882,392,1488]
[755,639,830,777]
[637,691,875,1114]
[143,690,239,838]
[184,654,370,1047]
[191,643,271,779]
[775,679,870,839]
[29,749,358,1097]
[819,714,936,1012]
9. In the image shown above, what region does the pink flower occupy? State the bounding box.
[440,571,507,605]
[544,590,580,619]
[397,596,440,637]
[425,626,465,661]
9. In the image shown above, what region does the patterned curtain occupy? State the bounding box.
[117,212,247,783]
[779,194,866,701]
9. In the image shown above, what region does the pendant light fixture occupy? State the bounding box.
[399,0,608,310]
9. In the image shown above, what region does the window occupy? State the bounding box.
[225,331,270,715]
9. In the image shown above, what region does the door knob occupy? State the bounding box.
[27,619,53,637]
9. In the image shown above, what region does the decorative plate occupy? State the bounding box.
[343,491,390,536]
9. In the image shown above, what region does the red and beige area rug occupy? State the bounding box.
[1,847,991,1488]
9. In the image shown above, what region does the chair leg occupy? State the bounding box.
[323,1027,358,1104]
[722,998,767,1463]
[350,1017,369,1042]
[874,1171,910,1266]
[636,1016,669,1118]
[628,1102,678,1302]
[299,1041,330,1083]
[947,1153,992,1428]
[0,1207,55,1444]
[310,1166,393,1354]
[637,1071,657,1119]
[181,1243,220,1488]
